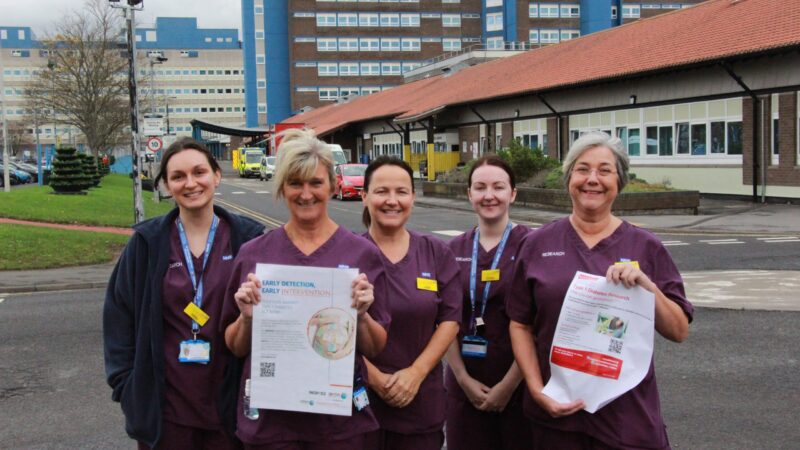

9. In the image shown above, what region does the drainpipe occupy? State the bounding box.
[537,94,563,160]
[721,62,759,203]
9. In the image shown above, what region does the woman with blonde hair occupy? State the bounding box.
[221,128,391,450]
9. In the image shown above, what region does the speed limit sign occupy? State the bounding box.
[146,137,163,153]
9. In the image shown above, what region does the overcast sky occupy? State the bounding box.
[1,0,242,37]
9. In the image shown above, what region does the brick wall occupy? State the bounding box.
[743,93,800,188]
[458,125,480,163]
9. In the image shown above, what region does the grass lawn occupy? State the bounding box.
[0,224,131,270]
[0,174,174,227]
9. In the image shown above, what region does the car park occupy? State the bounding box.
[333,163,367,200]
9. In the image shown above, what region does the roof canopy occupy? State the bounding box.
[190,119,270,137]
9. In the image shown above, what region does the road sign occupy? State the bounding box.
[146,137,163,153]
[142,116,164,136]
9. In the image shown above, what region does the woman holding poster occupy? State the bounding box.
[222,128,391,450]
[103,138,264,450]
[444,155,532,450]
[507,131,694,450]
[359,157,462,450]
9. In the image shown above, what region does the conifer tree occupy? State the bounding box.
[49,147,90,193]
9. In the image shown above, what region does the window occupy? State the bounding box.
[486,37,504,50]
[255,30,264,39]
[254,5,263,14]
[339,62,359,76]
[317,13,336,26]
[560,30,580,41]
[319,88,339,101]
[539,4,559,18]
[529,4,538,18]
[442,38,461,51]
[338,38,359,51]
[442,14,461,27]
[622,5,640,19]
[560,4,580,18]
[486,0,502,7]
[442,0,460,3]
[317,38,337,51]
[360,62,381,75]
[611,5,618,19]
[340,87,360,97]
[361,87,381,95]
[145,31,157,42]
[256,54,265,64]
[659,126,673,156]
[691,124,707,155]
[18,29,26,39]
[401,14,420,27]
[710,121,726,154]
[380,38,400,51]
[338,13,358,27]
[359,13,379,27]
[540,29,559,44]
[216,37,224,42]
[401,38,420,51]
[380,14,400,27]
[0,30,6,40]
[381,62,401,75]
[402,62,421,72]
[257,104,266,113]
[487,12,503,31]
[360,38,380,51]
[727,122,743,155]
[529,30,539,43]
[676,123,690,154]
[318,62,338,76]
[646,127,658,155]
[628,128,641,156]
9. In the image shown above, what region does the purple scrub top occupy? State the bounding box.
[506,218,694,449]
[161,218,233,429]
[220,226,391,445]
[444,224,530,398]
[364,230,462,434]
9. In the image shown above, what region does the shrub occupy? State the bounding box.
[49,147,90,194]
[543,166,564,189]
[497,139,560,182]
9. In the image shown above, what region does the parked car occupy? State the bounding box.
[333,163,367,200]
[9,161,39,183]
[0,164,23,185]
[259,155,276,181]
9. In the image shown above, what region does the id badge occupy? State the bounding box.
[353,386,369,411]
[179,339,211,364]
[481,269,500,282]
[461,335,488,358]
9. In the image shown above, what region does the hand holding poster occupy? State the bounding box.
[250,263,358,416]
[542,271,655,413]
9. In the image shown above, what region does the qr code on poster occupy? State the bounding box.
[608,338,624,354]
[260,362,275,378]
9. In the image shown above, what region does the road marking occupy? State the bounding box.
[214,193,222,196]
[216,199,284,229]
[757,236,798,240]
[232,191,246,194]
[763,239,800,243]
[706,241,745,245]
[255,191,270,194]
[0,298,4,304]
[699,239,739,243]
[663,242,690,246]
[434,230,464,237]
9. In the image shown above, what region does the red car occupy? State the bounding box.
[333,164,367,200]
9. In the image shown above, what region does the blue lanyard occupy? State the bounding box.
[468,221,512,335]
[177,214,219,335]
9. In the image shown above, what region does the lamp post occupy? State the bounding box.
[110,0,145,223]
[165,95,177,136]
[1,37,10,192]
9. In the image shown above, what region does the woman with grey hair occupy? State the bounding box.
[221,128,391,449]
[507,131,693,449]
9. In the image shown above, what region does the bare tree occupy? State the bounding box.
[24,0,129,160]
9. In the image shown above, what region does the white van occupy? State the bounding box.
[328,144,348,166]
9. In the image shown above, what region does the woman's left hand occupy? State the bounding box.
[479,378,516,413]
[382,366,425,408]
[606,263,657,293]
[351,273,374,318]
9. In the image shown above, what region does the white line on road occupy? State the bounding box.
[214,193,222,196]
[434,230,464,237]
[763,239,800,243]
[255,191,270,194]
[0,298,5,304]
[699,239,739,243]
[232,191,246,194]
[757,236,798,240]
[706,241,746,245]
[663,242,690,246]
[661,240,684,244]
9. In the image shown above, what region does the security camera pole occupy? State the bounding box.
[110,0,145,223]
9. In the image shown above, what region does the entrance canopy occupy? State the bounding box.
[190,119,270,138]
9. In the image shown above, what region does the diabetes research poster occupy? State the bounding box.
[251,264,358,416]
[542,271,655,413]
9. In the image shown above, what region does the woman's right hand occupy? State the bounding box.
[234,273,261,319]
[532,390,585,418]
[457,373,491,409]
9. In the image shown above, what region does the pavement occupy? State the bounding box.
[1,195,799,311]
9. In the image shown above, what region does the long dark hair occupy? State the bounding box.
[154,137,221,187]
[468,154,516,189]
[362,156,415,228]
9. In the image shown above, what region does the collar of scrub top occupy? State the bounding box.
[469,221,513,336]
[176,214,219,338]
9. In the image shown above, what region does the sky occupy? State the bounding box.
[0,0,243,37]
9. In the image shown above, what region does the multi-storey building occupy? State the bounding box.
[242,0,484,127]
[0,18,245,160]
[243,1,706,127]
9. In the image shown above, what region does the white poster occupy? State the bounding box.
[542,271,655,413]
[250,263,358,416]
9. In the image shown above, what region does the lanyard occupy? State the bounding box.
[177,214,219,335]
[468,221,512,335]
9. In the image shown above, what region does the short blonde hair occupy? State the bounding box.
[273,128,336,199]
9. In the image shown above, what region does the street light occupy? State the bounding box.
[165,95,177,135]
[148,55,167,117]
[1,35,10,191]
